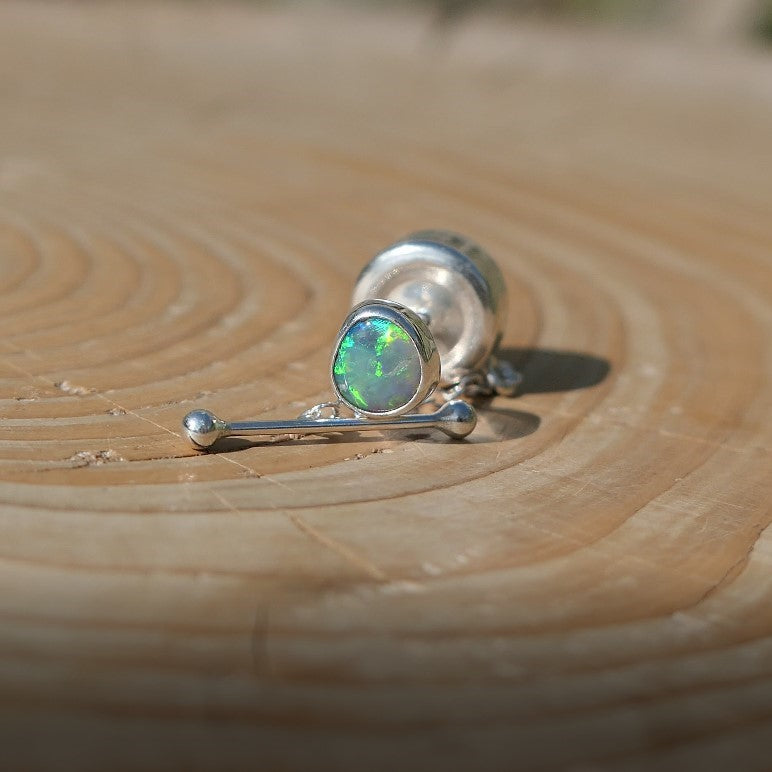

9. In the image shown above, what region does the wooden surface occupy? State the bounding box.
[0,2,771,769]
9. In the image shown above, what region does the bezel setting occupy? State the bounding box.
[330,300,440,419]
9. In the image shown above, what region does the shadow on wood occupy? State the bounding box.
[502,347,611,394]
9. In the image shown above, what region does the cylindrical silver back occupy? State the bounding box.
[351,230,507,384]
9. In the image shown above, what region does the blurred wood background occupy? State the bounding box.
[0,1,770,769]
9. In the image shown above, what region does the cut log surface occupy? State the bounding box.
[0,2,771,769]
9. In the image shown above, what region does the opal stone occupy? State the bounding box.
[333,317,422,413]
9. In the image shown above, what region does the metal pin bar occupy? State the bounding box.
[183,400,476,450]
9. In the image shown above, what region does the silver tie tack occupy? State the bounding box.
[183,231,519,450]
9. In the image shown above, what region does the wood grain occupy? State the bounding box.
[0,2,770,769]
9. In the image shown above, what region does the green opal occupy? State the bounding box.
[333,317,422,413]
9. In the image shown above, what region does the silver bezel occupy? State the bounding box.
[330,300,440,419]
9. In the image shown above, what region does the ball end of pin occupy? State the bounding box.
[183,409,226,449]
[437,400,477,439]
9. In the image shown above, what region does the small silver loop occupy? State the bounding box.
[440,372,487,402]
[440,358,522,402]
[297,401,341,421]
[486,357,522,397]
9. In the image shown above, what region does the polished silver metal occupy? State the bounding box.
[441,357,523,401]
[330,300,440,419]
[182,230,519,452]
[183,401,477,450]
[352,230,512,392]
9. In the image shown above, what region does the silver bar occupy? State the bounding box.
[183,400,476,450]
